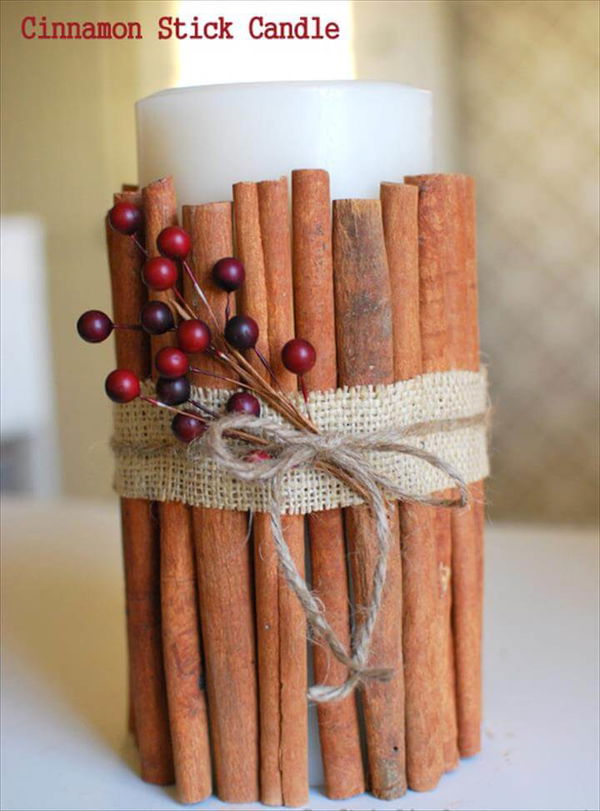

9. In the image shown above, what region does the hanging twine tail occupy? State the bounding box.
[200,412,474,702]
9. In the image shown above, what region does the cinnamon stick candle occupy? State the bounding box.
[447,175,484,758]
[107,189,173,785]
[257,177,308,807]
[291,169,365,800]
[381,181,446,790]
[332,198,406,800]
[182,202,260,803]
[143,176,209,796]
[233,181,283,806]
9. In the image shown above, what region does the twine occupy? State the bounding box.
[196,411,480,702]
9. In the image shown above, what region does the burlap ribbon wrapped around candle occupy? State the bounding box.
[111,367,489,700]
[111,368,489,514]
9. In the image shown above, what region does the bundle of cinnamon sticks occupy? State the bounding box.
[105,170,484,805]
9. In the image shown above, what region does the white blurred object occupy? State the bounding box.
[1,215,60,496]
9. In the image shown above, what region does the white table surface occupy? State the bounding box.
[1,497,598,811]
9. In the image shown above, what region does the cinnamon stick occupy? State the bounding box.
[106,189,148,745]
[291,169,365,800]
[159,502,211,803]
[107,189,173,785]
[332,198,406,800]
[182,202,260,803]
[257,177,308,807]
[405,174,462,776]
[233,181,283,806]
[144,176,206,796]
[381,180,446,790]
[446,175,484,757]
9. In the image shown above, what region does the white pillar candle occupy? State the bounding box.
[136,80,432,202]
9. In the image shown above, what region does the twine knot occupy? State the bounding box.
[191,410,477,702]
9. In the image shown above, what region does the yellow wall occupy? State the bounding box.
[1,0,176,498]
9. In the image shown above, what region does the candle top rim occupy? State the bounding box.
[137,79,430,106]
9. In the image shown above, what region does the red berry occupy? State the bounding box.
[140,301,174,334]
[224,315,259,350]
[155,347,189,379]
[213,257,245,292]
[171,413,206,443]
[105,369,140,403]
[156,376,190,405]
[245,449,271,462]
[177,319,211,353]
[226,391,261,417]
[108,201,142,235]
[157,226,191,260]
[142,257,178,291]
[281,339,316,375]
[77,310,113,342]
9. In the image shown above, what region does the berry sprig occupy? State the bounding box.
[81,200,320,451]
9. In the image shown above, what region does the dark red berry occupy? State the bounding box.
[140,301,174,334]
[77,310,113,343]
[177,319,211,353]
[226,391,261,417]
[156,376,190,405]
[171,413,206,443]
[224,315,259,350]
[213,257,245,292]
[142,257,178,291]
[105,369,140,403]
[281,339,316,375]
[155,347,189,378]
[245,449,272,462]
[108,201,142,235]
[157,226,191,260]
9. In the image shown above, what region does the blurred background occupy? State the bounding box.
[1,0,598,525]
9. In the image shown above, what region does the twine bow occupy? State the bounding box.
[195,411,478,703]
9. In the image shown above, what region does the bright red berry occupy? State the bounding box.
[155,347,189,378]
[171,413,207,443]
[140,301,174,334]
[142,257,178,291]
[213,257,245,292]
[108,201,142,235]
[281,339,316,376]
[245,449,271,462]
[77,310,113,343]
[156,376,190,405]
[224,315,259,350]
[105,369,140,403]
[226,391,261,417]
[177,319,211,353]
[157,226,191,260]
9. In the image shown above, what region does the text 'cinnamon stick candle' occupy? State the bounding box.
[233,180,283,806]
[182,202,259,804]
[257,176,308,807]
[291,169,365,800]
[106,188,149,748]
[333,198,406,800]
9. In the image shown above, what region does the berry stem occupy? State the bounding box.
[113,323,143,331]
[182,260,220,329]
[129,233,149,257]
[190,366,250,390]
[225,293,232,323]
[171,287,197,320]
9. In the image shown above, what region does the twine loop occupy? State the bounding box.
[195,410,478,702]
